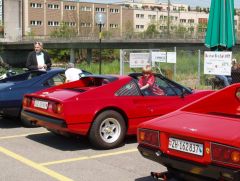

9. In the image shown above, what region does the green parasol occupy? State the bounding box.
[205,0,236,50]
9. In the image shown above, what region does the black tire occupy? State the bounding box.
[20,110,39,128]
[89,110,126,149]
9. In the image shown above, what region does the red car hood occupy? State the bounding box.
[37,87,93,101]
[144,111,240,147]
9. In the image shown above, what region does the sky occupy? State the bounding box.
[80,0,240,8]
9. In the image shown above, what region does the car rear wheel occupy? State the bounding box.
[89,110,126,149]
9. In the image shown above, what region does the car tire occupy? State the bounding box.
[89,110,126,149]
[20,110,39,128]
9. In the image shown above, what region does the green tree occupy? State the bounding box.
[50,22,77,38]
[174,25,187,38]
[144,24,159,38]
[123,20,134,39]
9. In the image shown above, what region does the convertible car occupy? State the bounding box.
[0,68,91,126]
[21,73,213,149]
[138,83,240,181]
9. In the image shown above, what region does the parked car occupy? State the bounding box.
[138,83,240,181]
[21,73,213,149]
[0,68,91,127]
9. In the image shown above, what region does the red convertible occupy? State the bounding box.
[21,73,213,149]
[138,83,240,181]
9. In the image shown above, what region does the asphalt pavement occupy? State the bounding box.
[0,116,166,181]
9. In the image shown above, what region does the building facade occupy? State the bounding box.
[2,0,240,41]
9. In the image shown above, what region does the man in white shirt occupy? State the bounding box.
[65,63,82,83]
[26,41,52,71]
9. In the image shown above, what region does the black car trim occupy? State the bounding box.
[21,110,67,128]
[138,145,240,181]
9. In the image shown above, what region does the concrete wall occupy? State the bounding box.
[0,50,29,67]
[4,0,22,41]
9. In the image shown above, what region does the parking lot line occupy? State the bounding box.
[0,146,73,181]
[41,148,138,166]
[0,131,49,140]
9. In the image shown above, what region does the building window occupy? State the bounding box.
[110,8,119,13]
[30,3,42,8]
[148,15,156,20]
[110,24,119,28]
[65,22,76,27]
[48,4,59,9]
[188,19,194,23]
[80,6,92,11]
[136,14,144,18]
[95,23,105,28]
[80,22,92,27]
[180,19,186,23]
[65,5,76,10]
[136,25,144,29]
[30,20,42,26]
[96,7,105,12]
[48,21,59,26]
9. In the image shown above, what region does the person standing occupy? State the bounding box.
[65,63,83,83]
[26,41,52,71]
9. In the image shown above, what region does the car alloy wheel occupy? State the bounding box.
[99,117,121,143]
[89,110,126,149]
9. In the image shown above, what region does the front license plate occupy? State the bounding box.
[34,99,48,109]
[168,137,203,156]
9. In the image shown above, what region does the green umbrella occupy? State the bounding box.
[205,0,236,50]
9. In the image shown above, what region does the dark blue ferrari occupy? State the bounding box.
[0,68,91,127]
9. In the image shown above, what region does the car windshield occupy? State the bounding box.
[129,73,192,96]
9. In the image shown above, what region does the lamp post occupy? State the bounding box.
[95,13,106,74]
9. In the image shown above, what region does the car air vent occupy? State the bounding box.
[64,88,87,93]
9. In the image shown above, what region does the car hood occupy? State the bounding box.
[0,82,16,90]
[35,87,89,101]
[143,111,240,147]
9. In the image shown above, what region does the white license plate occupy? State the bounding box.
[34,100,48,109]
[168,137,203,156]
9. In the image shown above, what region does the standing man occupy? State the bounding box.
[26,41,52,71]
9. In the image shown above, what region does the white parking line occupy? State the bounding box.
[0,146,73,181]
[0,131,49,140]
[40,148,138,166]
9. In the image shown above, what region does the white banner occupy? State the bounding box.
[151,52,166,62]
[204,51,232,76]
[167,52,176,63]
[129,53,149,68]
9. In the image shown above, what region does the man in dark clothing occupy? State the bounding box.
[26,41,52,71]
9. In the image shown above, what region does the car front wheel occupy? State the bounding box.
[89,110,126,149]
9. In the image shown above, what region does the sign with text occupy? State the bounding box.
[167,52,177,63]
[151,52,166,62]
[129,53,149,68]
[204,51,232,75]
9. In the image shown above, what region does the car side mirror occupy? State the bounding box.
[180,88,186,98]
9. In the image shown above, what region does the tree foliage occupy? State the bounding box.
[50,22,77,38]
[144,24,159,38]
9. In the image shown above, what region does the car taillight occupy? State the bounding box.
[211,143,240,167]
[52,102,63,114]
[138,129,159,147]
[23,97,32,107]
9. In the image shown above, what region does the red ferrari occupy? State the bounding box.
[138,83,240,181]
[21,73,213,149]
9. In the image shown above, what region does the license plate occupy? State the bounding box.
[168,137,203,156]
[34,99,48,109]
